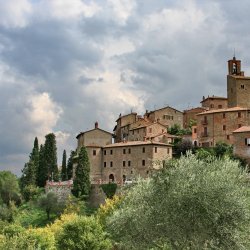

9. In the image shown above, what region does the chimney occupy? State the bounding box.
[95,121,98,129]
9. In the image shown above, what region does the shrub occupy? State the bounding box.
[56,215,112,250]
[101,183,117,198]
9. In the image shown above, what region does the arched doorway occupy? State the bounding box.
[123,175,126,183]
[109,174,115,183]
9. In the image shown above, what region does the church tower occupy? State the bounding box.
[227,56,250,108]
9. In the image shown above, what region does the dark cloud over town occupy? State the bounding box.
[1,0,250,175]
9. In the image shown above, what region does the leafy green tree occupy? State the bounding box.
[61,150,67,181]
[107,153,250,249]
[0,171,20,205]
[214,141,233,158]
[67,150,76,180]
[72,147,91,198]
[44,133,59,182]
[37,144,47,187]
[56,216,112,250]
[22,185,42,202]
[38,192,63,220]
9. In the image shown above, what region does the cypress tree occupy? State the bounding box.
[44,133,59,182]
[20,137,39,189]
[61,150,67,181]
[67,150,76,180]
[37,144,47,187]
[72,147,91,198]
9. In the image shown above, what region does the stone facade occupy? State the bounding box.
[45,180,73,201]
[76,122,172,185]
[194,57,250,147]
[200,96,228,110]
[233,126,250,163]
[102,141,172,184]
[145,106,183,129]
[183,107,206,128]
[196,107,250,147]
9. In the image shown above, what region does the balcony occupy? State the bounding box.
[201,120,208,125]
[201,132,209,137]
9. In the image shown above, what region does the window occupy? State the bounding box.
[93,150,96,156]
[110,150,113,155]
[142,160,145,166]
[146,170,149,174]
[210,104,214,108]
[241,84,245,89]
[231,88,233,93]
[132,130,134,135]
[167,148,170,154]
[245,138,250,146]
[204,116,207,122]
[104,150,106,155]
[137,129,139,134]
[227,135,230,140]
[104,162,106,168]
[223,125,226,131]
[194,128,197,133]
[238,124,241,128]
[123,148,126,154]
[128,148,131,154]
[218,105,222,109]
[238,112,241,118]
[142,147,145,153]
[110,161,113,167]
[128,160,131,167]
[123,161,126,167]
[223,113,226,118]
[155,147,157,153]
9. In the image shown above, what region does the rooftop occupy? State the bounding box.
[233,126,250,133]
[200,95,227,103]
[103,140,171,148]
[197,107,249,115]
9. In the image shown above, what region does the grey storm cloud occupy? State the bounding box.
[1,0,250,175]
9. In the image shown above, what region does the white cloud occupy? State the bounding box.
[108,0,136,25]
[37,0,100,20]
[26,92,63,140]
[0,0,32,28]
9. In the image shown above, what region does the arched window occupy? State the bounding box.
[109,174,115,183]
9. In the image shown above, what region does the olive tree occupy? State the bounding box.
[107,153,250,249]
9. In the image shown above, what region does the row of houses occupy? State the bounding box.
[75,56,250,184]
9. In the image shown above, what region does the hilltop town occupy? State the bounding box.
[76,56,250,184]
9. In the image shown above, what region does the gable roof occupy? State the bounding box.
[76,128,113,139]
[146,106,183,114]
[196,107,250,116]
[233,126,250,133]
[200,96,227,103]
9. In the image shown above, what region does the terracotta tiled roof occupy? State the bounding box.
[103,141,171,148]
[200,96,227,103]
[76,128,112,139]
[233,126,250,133]
[197,107,249,115]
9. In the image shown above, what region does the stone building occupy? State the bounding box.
[196,57,250,147]
[102,141,172,184]
[200,96,228,110]
[76,122,113,183]
[145,106,183,129]
[76,122,172,185]
[233,126,250,163]
[183,107,206,129]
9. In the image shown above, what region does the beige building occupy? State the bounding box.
[102,141,172,184]
[76,122,173,184]
[233,126,250,163]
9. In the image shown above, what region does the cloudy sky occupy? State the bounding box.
[1,0,250,175]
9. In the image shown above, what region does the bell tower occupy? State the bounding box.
[228,56,244,76]
[227,56,250,108]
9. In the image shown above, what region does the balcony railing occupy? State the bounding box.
[201,132,209,137]
[201,120,208,125]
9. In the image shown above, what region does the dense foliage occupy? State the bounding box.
[107,153,250,249]
[72,147,91,198]
[101,183,117,199]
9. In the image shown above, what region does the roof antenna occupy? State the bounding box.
[233,48,236,60]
